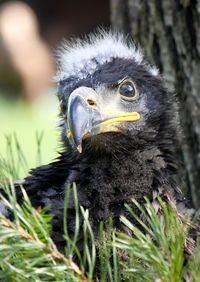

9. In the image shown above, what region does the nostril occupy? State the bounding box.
[87,99,97,107]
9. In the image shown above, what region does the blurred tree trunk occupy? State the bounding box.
[111,0,200,208]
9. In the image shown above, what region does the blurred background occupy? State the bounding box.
[0,0,110,175]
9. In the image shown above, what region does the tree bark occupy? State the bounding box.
[111,0,200,208]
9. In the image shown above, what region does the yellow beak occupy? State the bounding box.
[100,112,140,126]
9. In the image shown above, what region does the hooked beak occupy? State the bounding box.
[67,88,140,153]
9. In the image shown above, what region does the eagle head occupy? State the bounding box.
[56,31,178,155]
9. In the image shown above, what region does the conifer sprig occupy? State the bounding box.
[0,182,91,282]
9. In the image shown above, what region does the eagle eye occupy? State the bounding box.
[118,79,138,101]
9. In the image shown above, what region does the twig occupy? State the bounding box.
[0,217,91,282]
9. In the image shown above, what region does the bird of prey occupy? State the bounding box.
[0,31,197,253]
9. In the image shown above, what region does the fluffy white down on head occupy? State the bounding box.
[56,30,159,82]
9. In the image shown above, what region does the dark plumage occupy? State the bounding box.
[1,31,197,253]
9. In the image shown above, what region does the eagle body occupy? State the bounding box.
[24,145,176,247]
[1,31,195,251]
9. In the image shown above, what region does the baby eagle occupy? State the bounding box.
[1,31,196,251]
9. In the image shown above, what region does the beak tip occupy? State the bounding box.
[77,144,82,153]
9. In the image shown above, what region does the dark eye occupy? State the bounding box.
[118,79,138,101]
